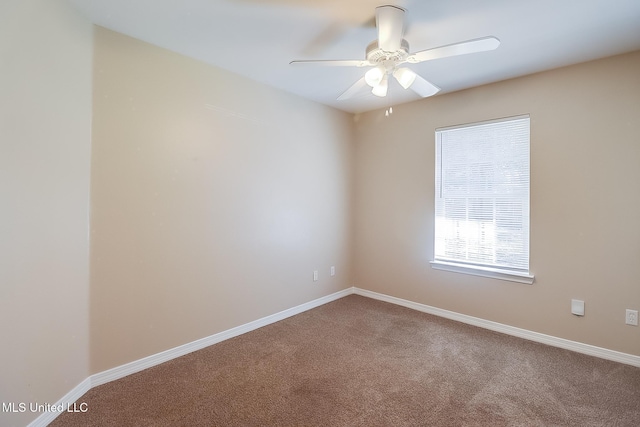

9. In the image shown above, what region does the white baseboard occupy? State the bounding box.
[352,287,640,368]
[29,288,351,426]
[27,377,91,427]
[91,287,353,388]
[30,285,639,426]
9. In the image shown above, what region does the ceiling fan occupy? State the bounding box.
[290,5,500,101]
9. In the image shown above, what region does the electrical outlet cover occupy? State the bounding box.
[571,299,585,316]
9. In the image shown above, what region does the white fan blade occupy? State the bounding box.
[337,77,367,101]
[289,59,371,67]
[410,74,440,97]
[407,36,500,64]
[376,5,405,52]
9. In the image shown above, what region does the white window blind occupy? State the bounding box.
[433,115,531,282]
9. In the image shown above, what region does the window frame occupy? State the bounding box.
[430,115,534,285]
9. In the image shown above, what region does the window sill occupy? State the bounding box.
[430,260,534,285]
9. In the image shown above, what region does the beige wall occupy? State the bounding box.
[90,27,354,373]
[0,0,92,426]
[353,51,640,356]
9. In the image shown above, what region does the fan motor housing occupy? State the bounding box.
[366,39,410,63]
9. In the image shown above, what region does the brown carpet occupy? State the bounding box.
[51,295,640,426]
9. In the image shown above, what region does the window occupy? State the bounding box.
[431,115,534,284]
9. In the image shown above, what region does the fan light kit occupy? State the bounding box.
[290,5,500,102]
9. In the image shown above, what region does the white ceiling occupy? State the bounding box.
[68,0,640,114]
